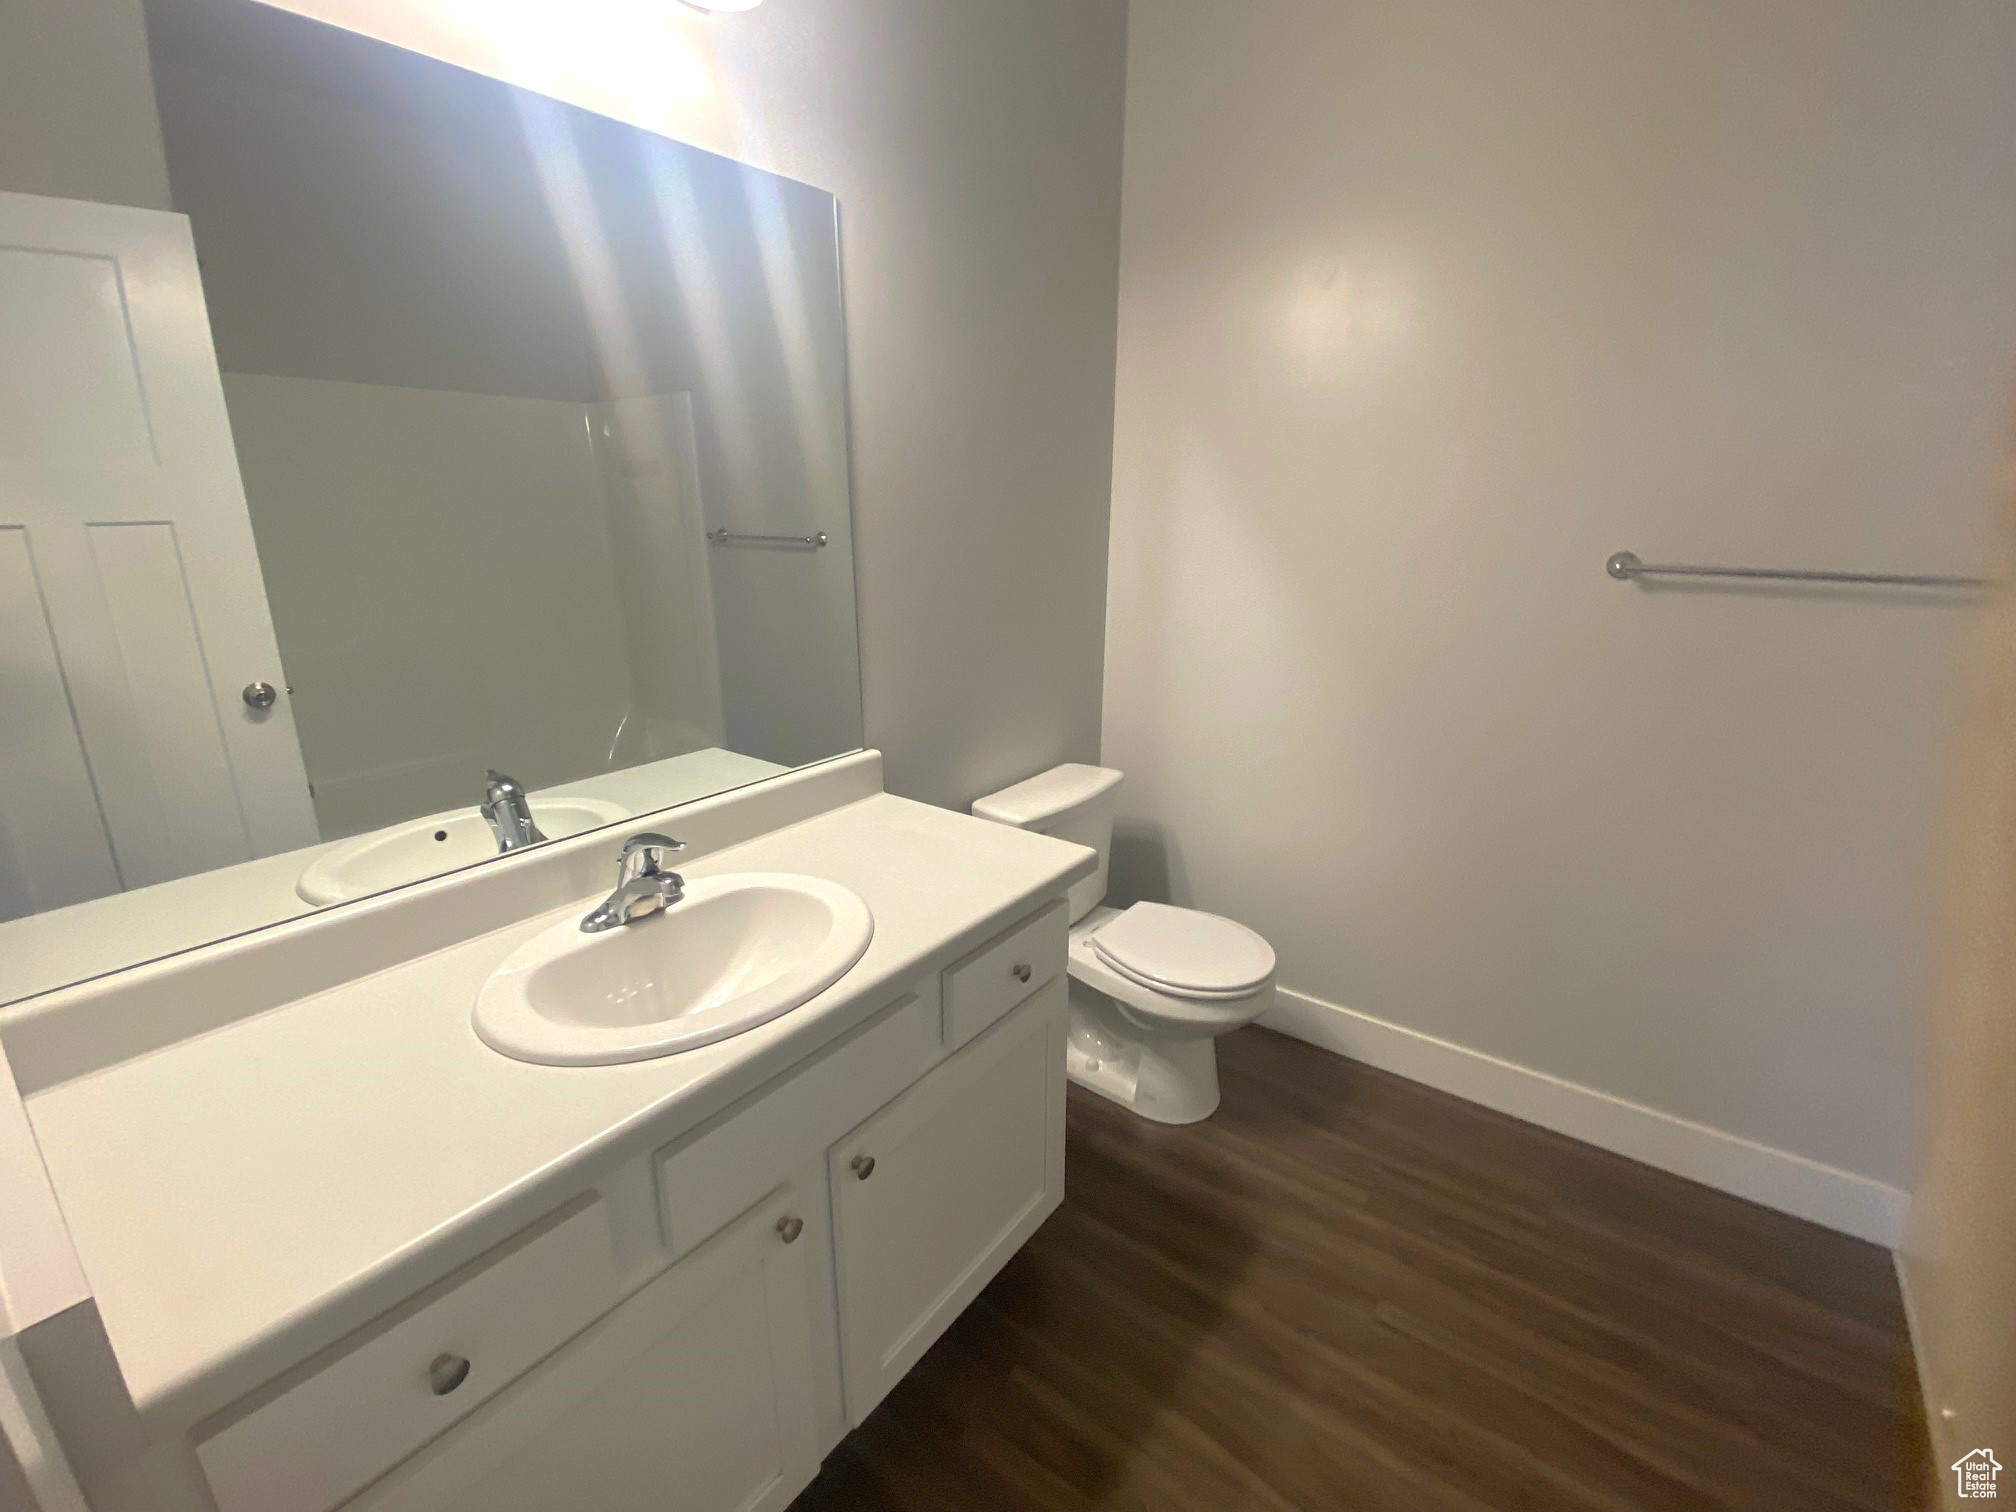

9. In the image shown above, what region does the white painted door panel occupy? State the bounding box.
[829,981,1067,1423]
[0,530,119,917]
[344,1186,821,1512]
[0,190,316,920]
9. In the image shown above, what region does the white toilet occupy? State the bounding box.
[972,764,1276,1124]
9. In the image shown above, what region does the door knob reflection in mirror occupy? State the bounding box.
[851,1154,876,1181]
[427,1352,471,1396]
[241,681,277,711]
[1012,962,1032,983]
[776,1215,804,1244]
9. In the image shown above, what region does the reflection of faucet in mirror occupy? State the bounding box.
[480,770,548,852]
[581,834,687,933]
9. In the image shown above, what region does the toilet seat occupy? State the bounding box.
[1089,902,1275,1000]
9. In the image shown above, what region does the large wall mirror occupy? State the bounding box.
[0,0,862,1004]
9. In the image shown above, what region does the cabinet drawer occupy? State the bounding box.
[194,1198,618,1512]
[656,990,936,1259]
[941,900,1066,1048]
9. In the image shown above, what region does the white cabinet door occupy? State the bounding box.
[0,190,317,922]
[829,980,1066,1423]
[344,1187,822,1512]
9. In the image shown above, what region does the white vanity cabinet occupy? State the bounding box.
[168,898,1072,1512]
[829,977,1066,1422]
[342,1185,822,1512]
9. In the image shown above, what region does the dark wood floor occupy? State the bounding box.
[793,1026,1927,1512]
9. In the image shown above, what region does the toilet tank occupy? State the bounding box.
[971,764,1124,924]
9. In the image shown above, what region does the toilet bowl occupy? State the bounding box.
[1064,904,1275,1123]
[972,765,1277,1124]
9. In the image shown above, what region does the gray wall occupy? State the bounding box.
[1106,0,2016,1187]
[251,0,1131,810]
[0,0,173,210]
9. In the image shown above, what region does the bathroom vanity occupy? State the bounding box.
[1,754,1093,1512]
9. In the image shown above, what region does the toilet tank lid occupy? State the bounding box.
[971,763,1123,828]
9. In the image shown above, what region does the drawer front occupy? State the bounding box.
[195,1198,619,1512]
[656,989,936,1259]
[941,900,1067,1048]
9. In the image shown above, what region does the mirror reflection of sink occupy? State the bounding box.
[295,797,629,906]
[473,873,874,1066]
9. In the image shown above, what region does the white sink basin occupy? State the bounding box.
[296,797,629,906]
[472,872,874,1066]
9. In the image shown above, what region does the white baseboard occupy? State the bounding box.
[1260,988,1910,1247]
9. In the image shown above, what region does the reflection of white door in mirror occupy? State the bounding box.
[0,190,319,924]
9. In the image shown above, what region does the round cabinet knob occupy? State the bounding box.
[850,1154,876,1181]
[241,681,278,711]
[427,1353,471,1396]
[1012,962,1033,983]
[776,1215,804,1244]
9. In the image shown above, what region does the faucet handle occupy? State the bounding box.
[620,833,685,879]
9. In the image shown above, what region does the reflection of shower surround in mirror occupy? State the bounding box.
[0,0,862,1005]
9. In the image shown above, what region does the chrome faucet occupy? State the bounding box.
[581,833,687,933]
[480,769,547,852]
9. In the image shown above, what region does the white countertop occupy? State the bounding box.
[24,793,1090,1420]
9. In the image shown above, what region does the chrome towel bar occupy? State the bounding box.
[1606,550,1990,592]
[707,528,829,549]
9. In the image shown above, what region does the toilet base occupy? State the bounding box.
[1065,983,1222,1125]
